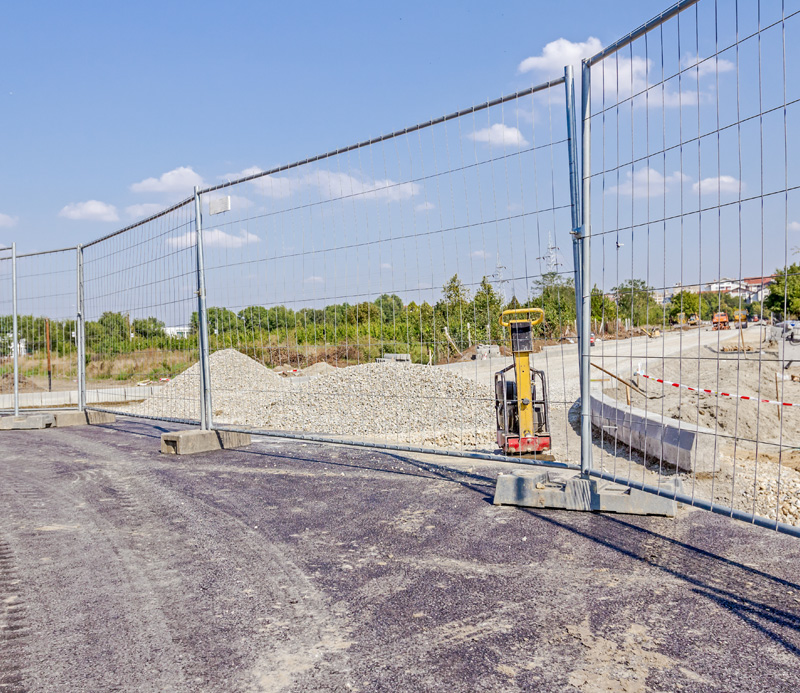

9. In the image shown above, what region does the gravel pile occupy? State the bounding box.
[260,362,495,449]
[123,350,495,449]
[126,349,289,425]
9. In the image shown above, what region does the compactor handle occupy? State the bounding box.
[500,307,544,328]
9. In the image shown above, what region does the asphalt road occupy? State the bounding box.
[1,418,799,692]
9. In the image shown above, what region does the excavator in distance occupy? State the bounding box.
[495,308,552,458]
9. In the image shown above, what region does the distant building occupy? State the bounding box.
[1,335,26,359]
[164,326,191,339]
[704,276,774,303]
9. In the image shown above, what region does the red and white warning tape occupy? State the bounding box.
[636,372,794,407]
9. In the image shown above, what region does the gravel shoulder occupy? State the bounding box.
[1,420,799,692]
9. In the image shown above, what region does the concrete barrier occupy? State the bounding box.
[590,386,718,474]
[0,385,161,411]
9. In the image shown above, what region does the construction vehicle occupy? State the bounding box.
[674,312,687,326]
[687,314,700,326]
[495,308,551,456]
[733,309,749,328]
[712,312,730,330]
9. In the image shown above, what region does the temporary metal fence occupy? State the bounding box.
[190,77,580,465]
[81,201,204,424]
[3,0,800,538]
[0,246,79,413]
[580,0,800,536]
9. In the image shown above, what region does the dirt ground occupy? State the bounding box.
[1,421,799,692]
[597,326,800,526]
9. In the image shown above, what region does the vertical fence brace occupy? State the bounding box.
[76,245,86,412]
[194,186,213,430]
[579,59,593,478]
[11,243,19,416]
[564,65,583,391]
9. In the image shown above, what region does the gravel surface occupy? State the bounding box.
[1,421,799,692]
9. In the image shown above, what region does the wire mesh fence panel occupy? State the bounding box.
[583,0,800,533]
[195,79,581,462]
[82,202,204,423]
[0,251,13,408]
[7,249,80,410]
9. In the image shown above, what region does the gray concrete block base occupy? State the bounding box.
[494,469,679,517]
[160,429,251,455]
[0,414,54,431]
[0,413,55,430]
[53,410,117,427]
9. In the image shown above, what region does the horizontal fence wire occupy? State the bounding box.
[82,201,204,421]
[180,81,579,462]
[1,249,78,412]
[585,0,800,533]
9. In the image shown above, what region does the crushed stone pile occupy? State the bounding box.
[126,349,289,426]
[260,362,495,448]
[123,350,495,449]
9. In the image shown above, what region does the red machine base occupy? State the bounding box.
[498,433,552,454]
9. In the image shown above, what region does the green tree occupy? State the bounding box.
[442,274,470,311]
[590,286,616,323]
[238,306,272,332]
[99,312,128,340]
[132,317,165,338]
[528,272,576,339]
[764,263,800,318]
[667,291,700,322]
[472,277,504,342]
[612,279,660,325]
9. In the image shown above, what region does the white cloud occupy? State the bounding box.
[606,168,687,198]
[681,53,735,78]
[304,275,324,284]
[415,201,435,212]
[125,203,163,219]
[314,170,419,202]
[222,167,419,203]
[167,228,260,250]
[518,37,602,75]
[380,262,392,270]
[59,200,119,222]
[221,166,263,181]
[471,249,491,260]
[469,123,529,148]
[692,175,741,195]
[229,194,254,209]
[788,221,800,231]
[519,38,727,109]
[0,213,18,228]
[131,166,204,194]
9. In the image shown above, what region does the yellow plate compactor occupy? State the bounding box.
[494,308,552,456]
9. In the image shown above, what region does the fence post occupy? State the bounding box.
[194,186,213,430]
[564,65,583,386]
[76,244,86,412]
[579,59,593,477]
[11,242,19,416]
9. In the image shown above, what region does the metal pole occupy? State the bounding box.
[579,60,593,477]
[194,186,213,430]
[565,65,583,385]
[11,243,19,416]
[76,245,86,412]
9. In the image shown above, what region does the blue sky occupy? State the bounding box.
[0,0,666,253]
[3,0,799,327]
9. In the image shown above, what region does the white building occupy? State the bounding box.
[164,326,192,339]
